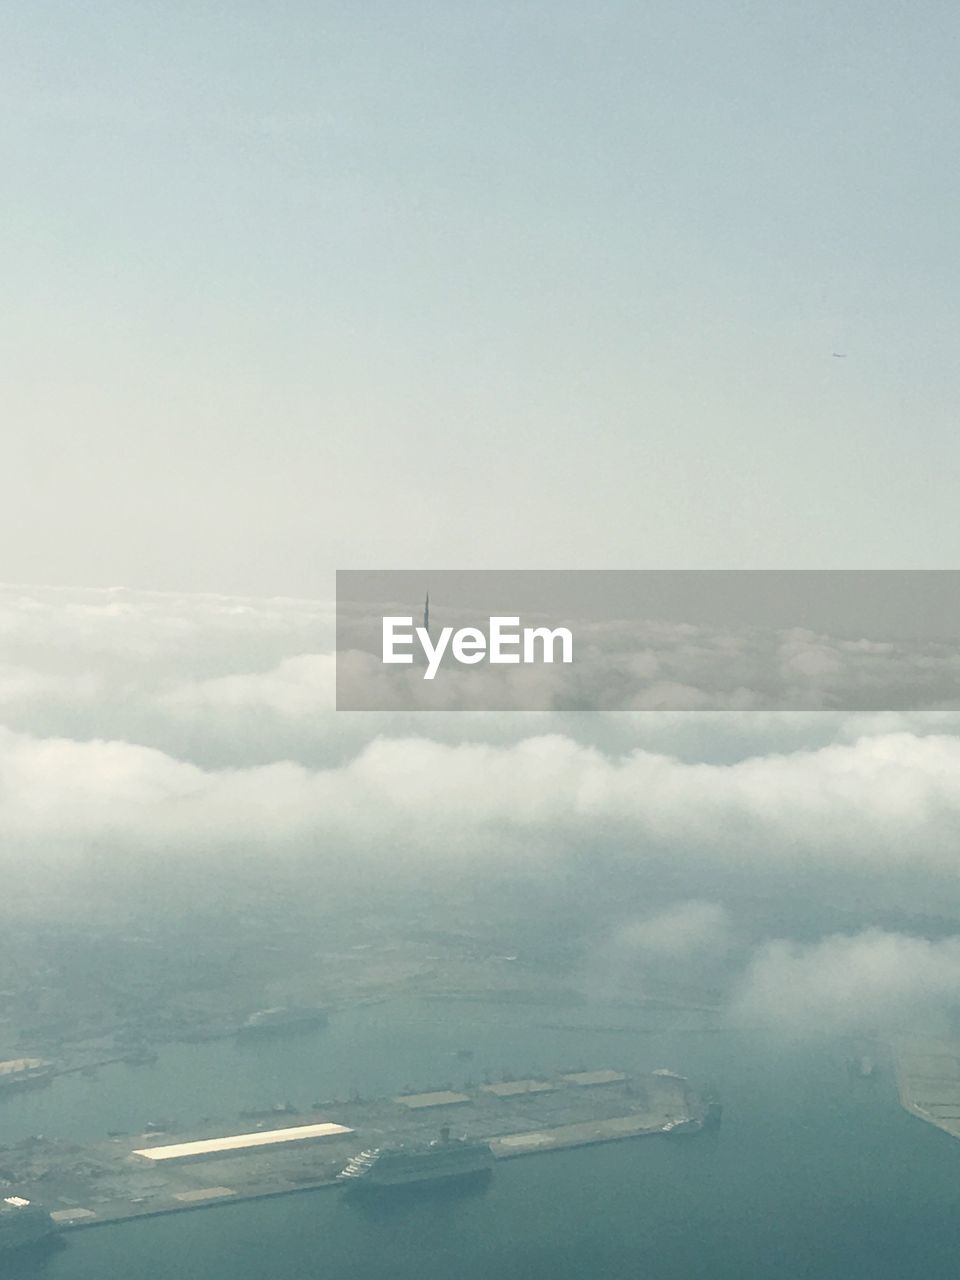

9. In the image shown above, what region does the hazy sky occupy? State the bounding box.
[4,3,959,592]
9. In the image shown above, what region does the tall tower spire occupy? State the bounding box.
[423,591,430,635]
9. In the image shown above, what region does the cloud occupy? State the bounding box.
[3,582,960,1038]
[0,583,335,671]
[0,583,959,925]
[0,663,100,706]
[582,901,733,1001]
[611,902,731,961]
[1,727,959,885]
[338,602,960,712]
[730,929,960,1034]
[162,654,334,717]
[3,582,960,755]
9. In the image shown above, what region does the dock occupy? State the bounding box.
[4,1067,708,1234]
[895,1037,960,1138]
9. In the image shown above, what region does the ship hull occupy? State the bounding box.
[339,1140,495,1192]
[343,1163,493,1193]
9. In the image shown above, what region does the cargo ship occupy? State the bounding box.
[338,1130,494,1190]
[237,1007,327,1038]
[0,1197,56,1254]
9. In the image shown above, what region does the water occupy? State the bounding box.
[4,998,960,1279]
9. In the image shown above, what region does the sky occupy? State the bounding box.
[3,2,960,592]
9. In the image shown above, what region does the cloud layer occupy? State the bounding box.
[2,726,960,881]
[731,929,960,1034]
[1,585,960,1036]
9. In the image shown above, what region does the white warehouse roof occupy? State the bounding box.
[133,1122,352,1163]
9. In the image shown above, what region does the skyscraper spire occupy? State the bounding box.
[423,591,430,635]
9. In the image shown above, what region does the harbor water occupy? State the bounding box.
[4,997,960,1279]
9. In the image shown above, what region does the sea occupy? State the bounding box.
[4,997,960,1280]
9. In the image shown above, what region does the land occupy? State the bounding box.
[894,1037,960,1138]
[2,1068,709,1233]
[0,874,724,1082]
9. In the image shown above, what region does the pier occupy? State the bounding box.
[4,1067,709,1234]
[895,1038,960,1139]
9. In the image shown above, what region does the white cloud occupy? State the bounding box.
[0,584,958,910]
[0,663,100,705]
[162,654,334,717]
[0,583,335,669]
[730,929,960,1033]
[581,901,732,1001]
[611,902,731,961]
[0,728,959,880]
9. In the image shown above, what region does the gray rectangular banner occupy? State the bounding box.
[336,570,960,711]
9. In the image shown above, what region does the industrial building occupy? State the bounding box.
[481,1079,557,1098]
[132,1122,352,1165]
[392,1090,471,1110]
[561,1070,628,1087]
